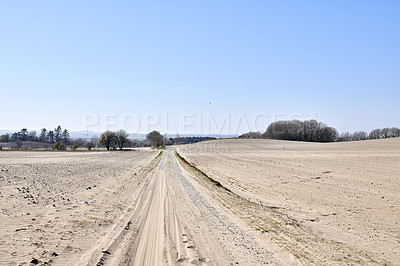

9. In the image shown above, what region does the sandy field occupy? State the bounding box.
[1,138,399,265]
[0,149,158,265]
[0,147,298,266]
[177,138,400,265]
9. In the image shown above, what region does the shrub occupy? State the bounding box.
[239,131,262,139]
[84,142,95,150]
[71,140,82,150]
[115,129,129,150]
[146,131,163,148]
[98,131,117,150]
[15,140,23,150]
[53,142,66,150]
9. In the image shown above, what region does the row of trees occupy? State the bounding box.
[238,131,262,139]
[368,127,400,139]
[0,126,71,145]
[98,130,130,150]
[40,126,71,145]
[170,136,216,145]
[97,130,176,149]
[1,128,154,150]
[337,127,400,142]
[337,131,368,142]
[143,131,217,148]
[261,120,338,142]
[239,120,400,143]
[0,126,100,151]
[3,123,399,150]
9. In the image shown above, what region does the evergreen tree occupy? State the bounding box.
[54,125,62,142]
[47,131,55,143]
[39,128,47,142]
[61,129,71,145]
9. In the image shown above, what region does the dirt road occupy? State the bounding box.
[1,148,293,265]
[89,148,293,266]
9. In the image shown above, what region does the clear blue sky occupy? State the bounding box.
[1,1,399,135]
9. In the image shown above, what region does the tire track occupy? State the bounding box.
[94,148,286,265]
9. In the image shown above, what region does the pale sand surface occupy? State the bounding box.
[111,149,294,266]
[0,148,298,266]
[177,138,400,265]
[0,148,295,266]
[0,149,158,265]
[2,139,399,265]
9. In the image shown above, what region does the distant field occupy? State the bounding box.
[0,141,49,150]
[177,138,400,264]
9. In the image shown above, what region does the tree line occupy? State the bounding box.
[336,127,400,142]
[169,136,216,145]
[0,127,149,151]
[239,120,400,142]
[144,131,217,148]
[98,130,130,150]
[262,120,338,142]
[100,131,217,149]
[0,126,71,144]
[4,121,397,150]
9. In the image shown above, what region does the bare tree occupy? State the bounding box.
[15,140,23,150]
[391,127,400,137]
[90,136,99,147]
[319,126,338,142]
[163,133,172,145]
[115,129,129,150]
[84,142,95,150]
[338,132,353,142]
[146,131,163,147]
[98,131,117,150]
[53,142,66,150]
[369,129,381,139]
[353,131,368,141]
[381,128,391,138]
[71,140,82,150]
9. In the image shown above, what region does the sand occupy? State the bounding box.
[0,149,157,265]
[1,138,399,265]
[177,138,400,265]
[0,148,296,266]
[80,148,294,265]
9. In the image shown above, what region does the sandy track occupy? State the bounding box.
[95,148,293,266]
[177,138,400,265]
[132,169,166,265]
